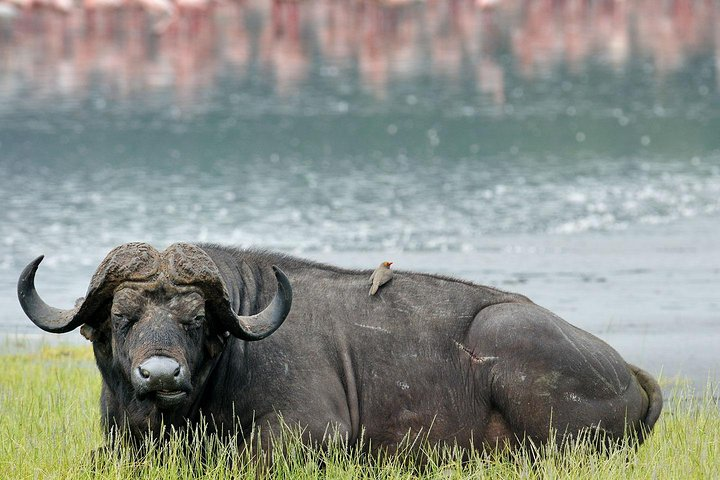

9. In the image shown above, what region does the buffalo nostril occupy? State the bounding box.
[134,356,184,392]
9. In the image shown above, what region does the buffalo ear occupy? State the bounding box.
[80,311,111,343]
[203,323,228,358]
[206,335,225,358]
[80,324,96,342]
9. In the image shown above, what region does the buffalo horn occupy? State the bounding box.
[217,266,292,341]
[17,243,159,334]
[17,256,89,333]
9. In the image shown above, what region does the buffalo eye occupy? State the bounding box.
[111,313,136,332]
[111,289,144,330]
[180,313,205,331]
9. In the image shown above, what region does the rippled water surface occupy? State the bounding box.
[1,1,719,384]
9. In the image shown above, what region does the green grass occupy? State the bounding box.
[0,345,718,479]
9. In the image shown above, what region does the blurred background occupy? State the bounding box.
[0,0,718,386]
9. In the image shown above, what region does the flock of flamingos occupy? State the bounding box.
[0,1,716,104]
[0,0,499,24]
[0,1,510,29]
[1,0,233,15]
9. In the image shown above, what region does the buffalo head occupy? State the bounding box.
[17,242,292,435]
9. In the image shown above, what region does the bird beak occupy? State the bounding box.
[387,262,393,266]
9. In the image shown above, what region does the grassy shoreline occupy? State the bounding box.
[1,345,717,479]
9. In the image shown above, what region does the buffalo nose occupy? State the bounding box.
[134,356,185,392]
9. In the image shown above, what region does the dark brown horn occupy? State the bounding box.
[220,266,293,341]
[163,243,292,341]
[205,265,292,341]
[17,256,87,333]
[17,243,162,334]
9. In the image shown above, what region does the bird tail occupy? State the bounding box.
[369,284,378,296]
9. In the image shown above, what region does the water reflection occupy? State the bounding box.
[0,0,717,105]
[1,2,719,385]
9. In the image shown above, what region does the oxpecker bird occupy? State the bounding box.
[369,261,393,296]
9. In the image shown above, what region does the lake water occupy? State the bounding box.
[0,1,719,386]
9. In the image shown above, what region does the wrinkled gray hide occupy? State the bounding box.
[17,242,662,453]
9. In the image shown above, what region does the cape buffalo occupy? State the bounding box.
[17,242,662,452]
